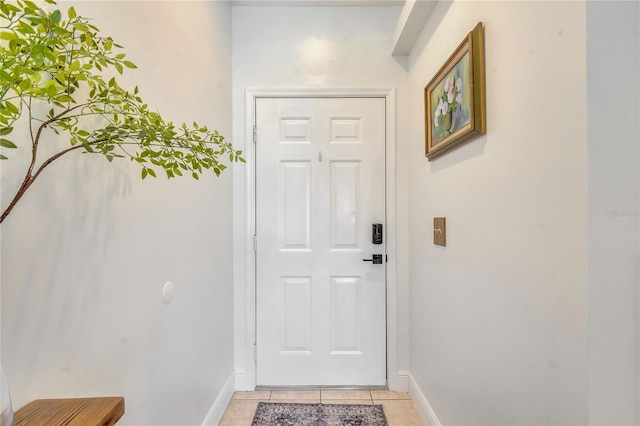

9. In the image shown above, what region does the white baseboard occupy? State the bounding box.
[202,372,235,426]
[408,372,442,426]
[234,369,250,391]
[391,370,410,393]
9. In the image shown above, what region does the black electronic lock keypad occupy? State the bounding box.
[372,223,383,244]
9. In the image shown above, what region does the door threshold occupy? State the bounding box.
[255,385,388,391]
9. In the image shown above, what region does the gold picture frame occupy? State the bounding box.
[425,22,486,160]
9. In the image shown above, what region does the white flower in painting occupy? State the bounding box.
[444,76,451,93]
[434,99,443,127]
[434,73,464,132]
[447,86,455,104]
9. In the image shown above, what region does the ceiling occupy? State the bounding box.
[231,0,405,6]
[230,0,436,57]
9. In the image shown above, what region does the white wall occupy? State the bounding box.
[231,4,410,389]
[406,1,590,424]
[587,1,640,424]
[1,2,235,425]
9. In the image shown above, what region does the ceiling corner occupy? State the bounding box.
[391,0,438,57]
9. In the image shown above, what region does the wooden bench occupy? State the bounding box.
[15,396,124,426]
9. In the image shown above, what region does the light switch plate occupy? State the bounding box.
[434,217,446,246]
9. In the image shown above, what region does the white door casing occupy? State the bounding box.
[234,88,399,391]
[255,97,386,386]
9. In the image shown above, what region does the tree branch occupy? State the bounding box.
[31,138,105,182]
[0,137,106,224]
[33,103,88,147]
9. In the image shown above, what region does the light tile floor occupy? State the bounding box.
[220,389,424,425]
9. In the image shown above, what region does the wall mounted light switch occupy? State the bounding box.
[434,217,446,246]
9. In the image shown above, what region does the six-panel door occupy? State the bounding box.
[256,97,386,386]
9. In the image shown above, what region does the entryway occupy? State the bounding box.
[236,88,399,392]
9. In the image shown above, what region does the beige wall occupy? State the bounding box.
[1,2,235,425]
[407,1,590,424]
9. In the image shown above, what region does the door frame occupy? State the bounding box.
[234,88,399,390]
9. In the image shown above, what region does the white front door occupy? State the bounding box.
[255,97,386,386]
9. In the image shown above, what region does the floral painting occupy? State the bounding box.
[425,22,486,160]
[430,51,471,146]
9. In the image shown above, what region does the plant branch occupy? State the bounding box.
[0,137,104,223]
[31,138,104,183]
[0,0,243,224]
[36,103,88,139]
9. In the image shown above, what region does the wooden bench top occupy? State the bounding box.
[15,396,125,426]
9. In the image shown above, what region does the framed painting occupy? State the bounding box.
[425,22,486,160]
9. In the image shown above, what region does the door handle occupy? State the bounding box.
[362,254,383,264]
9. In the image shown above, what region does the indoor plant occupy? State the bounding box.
[0,0,243,224]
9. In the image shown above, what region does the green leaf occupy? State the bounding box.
[0,154,8,160]
[55,95,74,103]
[72,21,89,32]
[0,31,17,41]
[17,20,35,34]
[0,139,17,148]
[3,101,19,114]
[123,60,137,69]
[51,9,62,24]
[19,79,31,91]
[46,84,59,97]
[141,167,148,179]
[0,127,13,136]
[68,6,77,19]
